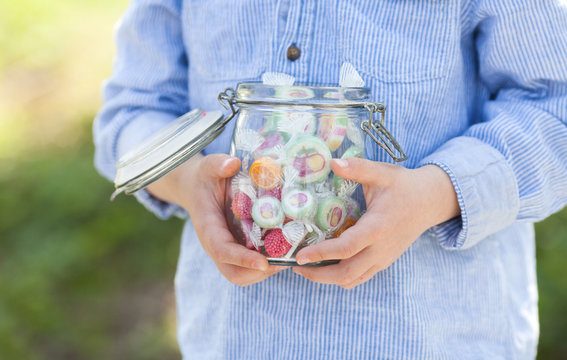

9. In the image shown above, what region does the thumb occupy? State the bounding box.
[200,154,241,179]
[331,157,398,186]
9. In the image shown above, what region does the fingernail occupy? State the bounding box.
[334,159,348,168]
[296,256,309,265]
[221,158,235,170]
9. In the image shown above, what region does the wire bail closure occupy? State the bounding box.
[361,103,407,162]
[218,87,239,124]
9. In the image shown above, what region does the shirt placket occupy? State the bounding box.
[271,0,315,82]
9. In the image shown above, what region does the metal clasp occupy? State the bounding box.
[361,103,407,162]
[218,88,239,125]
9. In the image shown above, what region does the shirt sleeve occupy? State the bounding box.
[419,0,567,249]
[93,0,189,219]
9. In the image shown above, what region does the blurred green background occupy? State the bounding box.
[0,1,565,359]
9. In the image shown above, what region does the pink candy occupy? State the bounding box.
[260,186,282,200]
[264,228,292,257]
[231,192,253,219]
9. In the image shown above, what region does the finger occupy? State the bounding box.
[295,214,377,265]
[214,241,271,271]
[341,264,383,290]
[331,157,399,186]
[200,153,241,179]
[219,263,287,287]
[293,246,376,286]
[202,224,270,271]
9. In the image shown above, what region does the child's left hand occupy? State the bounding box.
[293,158,460,289]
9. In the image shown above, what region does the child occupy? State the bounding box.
[94,1,567,358]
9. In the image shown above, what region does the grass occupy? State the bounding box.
[0,1,566,359]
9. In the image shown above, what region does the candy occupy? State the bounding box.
[281,188,317,220]
[231,172,257,200]
[231,192,253,219]
[281,221,307,258]
[274,110,317,137]
[251,196,285,229]
[316,196,347,232]
[241,219,262,250]
[249,157,282,190]
[341,145,364,159]
[285,135,332,184]
[264,228,292,257]
[259,186,282,200]
[332,174,344,191]
[234,128,265,153]
[345,198,362,220]
[317,114,348,151]
[333,217,357,238]
[254,133,285,159]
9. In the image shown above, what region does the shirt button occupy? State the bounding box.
[286,45,300,61]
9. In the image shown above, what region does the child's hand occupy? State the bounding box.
[293,158,460,289]
[148,154,283,286]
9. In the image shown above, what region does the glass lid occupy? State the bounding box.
[112,108,225,198]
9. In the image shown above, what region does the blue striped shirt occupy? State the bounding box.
[93,1,567,358]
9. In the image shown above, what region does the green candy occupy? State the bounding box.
[252,196,285,229]
[281,188,317,220]
[341,146,364,159]
[285,135,332,184]
[316,196,347,232]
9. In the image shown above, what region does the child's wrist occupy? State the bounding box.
[415,165,460,226]
[147,154,203,209]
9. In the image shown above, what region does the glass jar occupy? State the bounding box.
[218,83,406,266]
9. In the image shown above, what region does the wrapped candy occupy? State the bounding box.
[317,113,348,151]
[251,196,285,229]
[281,188,317,220]
[284,135,332,184]
[315,196,347,232]
[249,157,283,190]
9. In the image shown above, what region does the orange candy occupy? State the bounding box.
[333,217,357,238]
[249,157,282,190]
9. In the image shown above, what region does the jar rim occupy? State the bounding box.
[234,82,371,105]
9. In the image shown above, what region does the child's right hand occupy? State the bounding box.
[147,153,284,286]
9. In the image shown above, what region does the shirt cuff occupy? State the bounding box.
[419,136,520,250]
[117,110,188,220]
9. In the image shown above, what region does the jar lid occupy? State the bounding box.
[112,108,225,198]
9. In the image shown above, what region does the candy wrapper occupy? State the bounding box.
[339,62,365,88]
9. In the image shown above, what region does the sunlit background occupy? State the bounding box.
[0,1,565,359]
